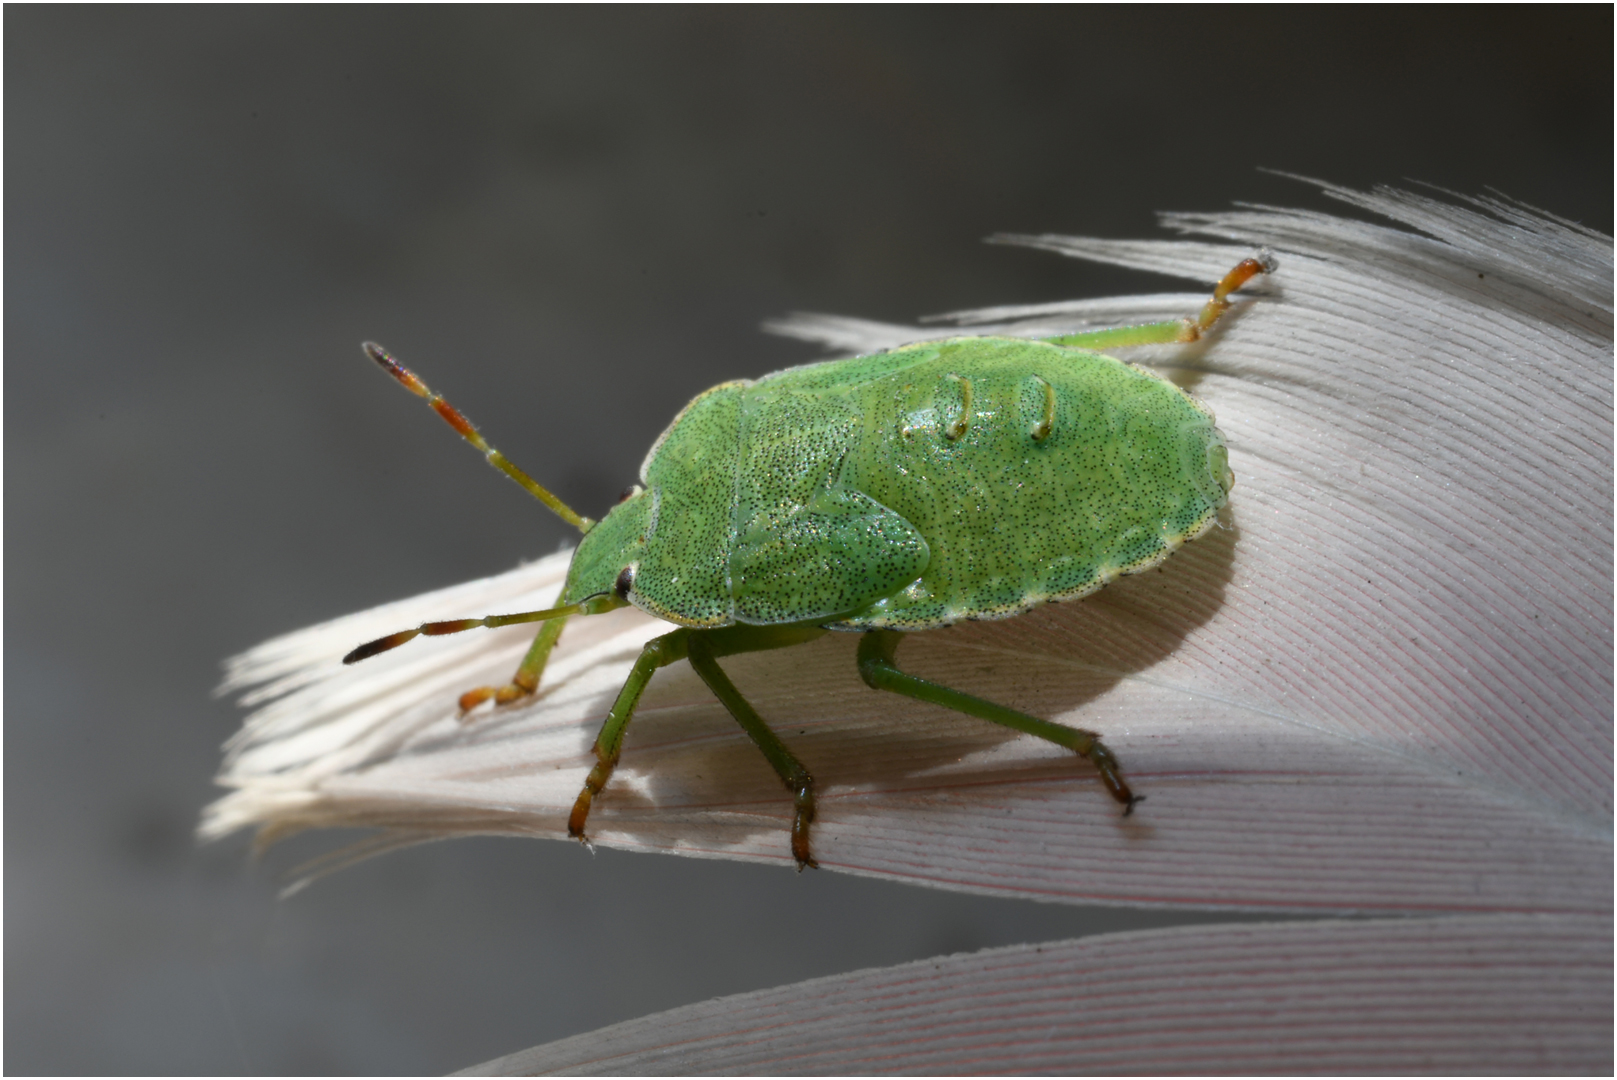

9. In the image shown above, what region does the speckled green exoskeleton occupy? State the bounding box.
[348,253,1275,868]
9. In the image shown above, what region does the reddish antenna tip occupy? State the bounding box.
[362,341,432,399]
[363,341,404,376]
[343,628,421,664]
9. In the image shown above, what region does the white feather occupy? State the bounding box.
[205,181,1612,1072]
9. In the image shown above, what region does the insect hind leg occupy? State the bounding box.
[856,630,1140,813]
[1040,250,1276,352]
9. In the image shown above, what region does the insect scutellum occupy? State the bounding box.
[345,252,1276,869]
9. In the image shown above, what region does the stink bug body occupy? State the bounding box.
[348,253,1274,868]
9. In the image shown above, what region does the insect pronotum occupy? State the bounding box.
[348,253,1275,868]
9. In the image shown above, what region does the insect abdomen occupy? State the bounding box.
[832,338,1231,629]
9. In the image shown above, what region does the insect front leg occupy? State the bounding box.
[457,616,568,716]
[568,627,692,848]
[856,629,1141,814]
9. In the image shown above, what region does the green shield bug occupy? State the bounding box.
[347,252,1275,869]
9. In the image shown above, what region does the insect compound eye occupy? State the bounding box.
[613,565,636,599]
[617,484,644,504]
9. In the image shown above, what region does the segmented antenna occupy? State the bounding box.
[342,602,586,664]
[362,342,595,533]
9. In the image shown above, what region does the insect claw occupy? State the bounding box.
[792,834,819,872]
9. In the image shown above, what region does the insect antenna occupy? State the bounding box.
[362,342,596,533]
[343,601,589,664]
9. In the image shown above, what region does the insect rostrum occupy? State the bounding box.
[348,254,1273,869]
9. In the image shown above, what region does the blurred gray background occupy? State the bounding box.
[7,7,1610,1075]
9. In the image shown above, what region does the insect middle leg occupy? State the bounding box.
[856,629,1140,813]
[569,623,828,868]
